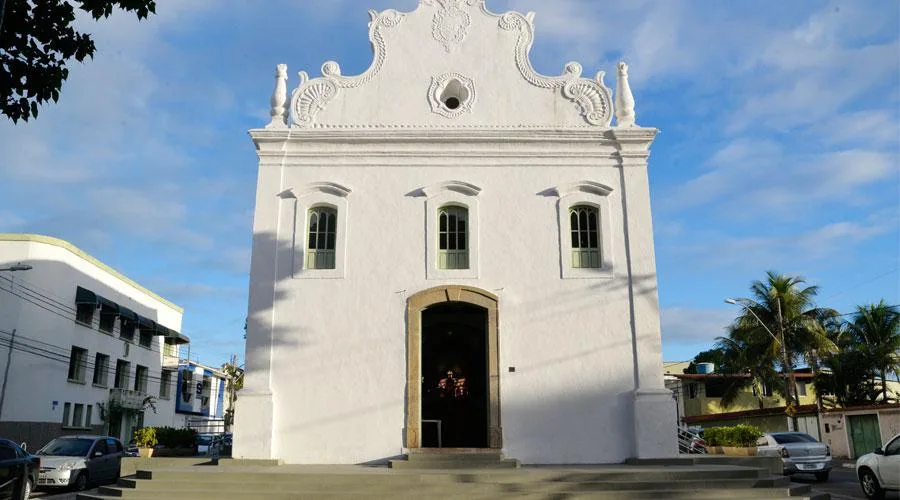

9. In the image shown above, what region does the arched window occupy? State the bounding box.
[570,205,600,269]
[438,205,468,269]
[306,206,337,270]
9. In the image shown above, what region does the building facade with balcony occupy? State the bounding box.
[0,234,190,449]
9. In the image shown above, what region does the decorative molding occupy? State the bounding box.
[553,181,614,198]
[422,0,481,52]
[290,9,405,127]
[428,73,476,118]
[303,182,353,198]
[615,61,636,127]
[498,11,613,127]
[422,180,482,197]
[266,64,288,129]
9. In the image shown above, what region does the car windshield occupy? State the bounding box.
[197,436,212,445]
[38,438,94,457]
[772,433,818,444]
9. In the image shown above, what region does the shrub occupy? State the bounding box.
[703,425,763,447]
[134,427,198,449]
[730,424,763,447]
[132,427,157,448]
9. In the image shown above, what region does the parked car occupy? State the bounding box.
[856,433,900,500]
[756,432,832,481]
[35,436,124,491]
[0,439,39,500]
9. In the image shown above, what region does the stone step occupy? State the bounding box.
[78,487,830,500]
[389,458,520,469]
[405,452,504,462]
[100,477,802,496]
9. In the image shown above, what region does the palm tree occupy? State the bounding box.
[728,271,837,411]
[846,301,900,403]
[713,334,778,409]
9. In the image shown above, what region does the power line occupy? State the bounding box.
[0,328,183,387]
[0,276,218,362]
[824,267,900,300]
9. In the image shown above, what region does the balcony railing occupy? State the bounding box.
[162,354,179,369]
[109,388,148,411]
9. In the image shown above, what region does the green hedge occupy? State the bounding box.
[132,427,197,449]
[703,424,762,447]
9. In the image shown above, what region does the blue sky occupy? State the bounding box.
[0,0,897,367]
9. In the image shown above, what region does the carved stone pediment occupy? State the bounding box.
[284,1,617,129]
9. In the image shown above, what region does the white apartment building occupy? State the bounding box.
[0,234,190,449]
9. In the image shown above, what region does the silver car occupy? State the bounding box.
[35,436,124,491]
[757,432,832,481]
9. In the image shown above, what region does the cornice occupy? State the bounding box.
[250,127,621,144]
[0,233,183,313]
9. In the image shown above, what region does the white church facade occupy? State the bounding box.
[235,0,676,465]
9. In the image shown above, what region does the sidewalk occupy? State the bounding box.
[833,458,856,469]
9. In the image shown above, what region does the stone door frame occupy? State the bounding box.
[406,285,501,449]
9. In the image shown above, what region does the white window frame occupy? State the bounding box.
[424,181,481,280]
[288,182,351,279]
[553,181,615,279]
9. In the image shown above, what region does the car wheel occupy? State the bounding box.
[859,468,885,500]
[23,477,33,499]
[72,471,89,491]
[814,471,829,482]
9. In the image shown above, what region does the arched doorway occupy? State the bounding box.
[406,286,500,449]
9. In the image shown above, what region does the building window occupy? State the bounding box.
[687,383,698,399]
[797,381,807,396]
[62,403,71,426]
[134,365,148,393]
[290,183,351,279]
[120,320,135,342]
[306,206,337,270]
[92,353,109,387]
[72,404,84,428]
[705,379,728,398]
[437,206,469,269]
[423,181,481,279]
[76,303,94,326]
[570,205,601,269]
[160,370,172,399]
[139,330,153,349]
[98,311,116,334]
[67,347,87,383]
[85,405,92,427]
[114,360,130,389]
[163,342,178,358]
[552,181,615,279]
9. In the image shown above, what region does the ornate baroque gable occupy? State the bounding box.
[265,0,639,130]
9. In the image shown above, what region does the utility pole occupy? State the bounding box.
[774,297,798,432]
[0,263,32,421]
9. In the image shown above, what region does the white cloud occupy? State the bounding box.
[666,214,898,270]
[661,307,734,344]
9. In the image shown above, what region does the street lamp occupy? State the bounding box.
[0,262,33,421]
[725,297,797,432]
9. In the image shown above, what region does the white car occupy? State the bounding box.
[757,432,832,481]
[856,433,900,500]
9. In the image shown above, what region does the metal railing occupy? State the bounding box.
[677,426,707,454]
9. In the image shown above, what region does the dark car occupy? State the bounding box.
[0,439,39,500]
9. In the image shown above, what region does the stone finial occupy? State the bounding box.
[615,61,636,127]
[266,64,289,129]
